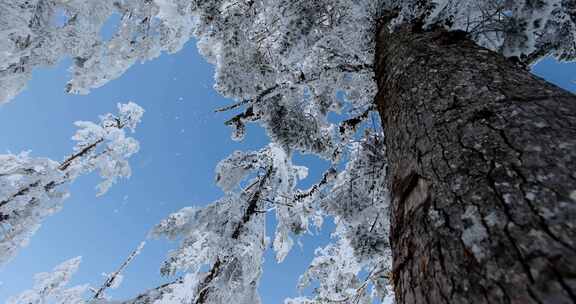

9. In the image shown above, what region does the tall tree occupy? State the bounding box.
[1,0,576,303]
[375,21,576,303]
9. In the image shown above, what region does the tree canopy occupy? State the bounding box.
[1,0,575,303]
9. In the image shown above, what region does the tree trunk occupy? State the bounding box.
[375,25,576,304]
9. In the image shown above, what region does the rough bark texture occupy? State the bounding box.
[375,26,576,304]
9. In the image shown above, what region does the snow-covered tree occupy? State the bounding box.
[8,241,146,304]
[2,0,576,303]
[7,256,87,304]
[0,102,143,265]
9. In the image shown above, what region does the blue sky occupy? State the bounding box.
[0,35,574,303]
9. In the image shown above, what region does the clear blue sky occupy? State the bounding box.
[0,35,574,303]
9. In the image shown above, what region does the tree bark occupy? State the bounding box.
[375,25,576,304]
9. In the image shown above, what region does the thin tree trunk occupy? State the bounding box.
[375,25,576,304]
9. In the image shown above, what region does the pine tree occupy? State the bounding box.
[376,19,576,303]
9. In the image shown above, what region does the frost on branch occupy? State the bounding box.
[285,132,393,303]
[0,102,143,265]
[0,0,195,103]
[0,152,64,265]
[133,134,391,303]
[92,241,146,300]
[134,144,318,303]
[322,133,389,264]
[67,102,143,195]
[420,0,576,62]
[7,256,88,304]
[286,237,392,304]
[214,150,268,193]
[8,242,146,304]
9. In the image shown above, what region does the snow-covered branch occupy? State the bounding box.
[0,102,144,265]
[92,242,146,300]
[7,257,88,304]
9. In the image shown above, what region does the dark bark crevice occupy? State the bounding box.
[375,25,576,304]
